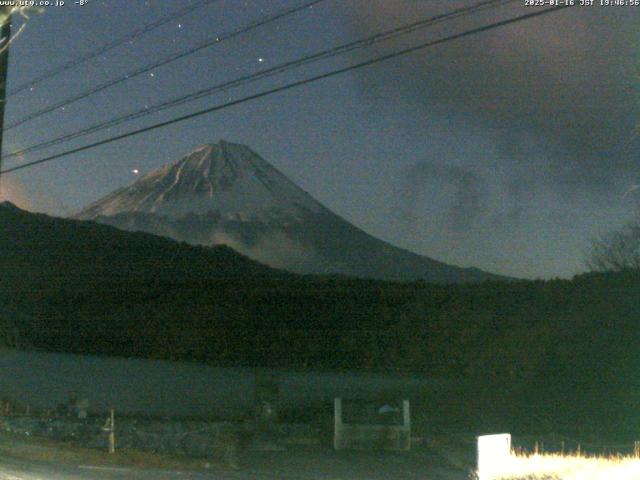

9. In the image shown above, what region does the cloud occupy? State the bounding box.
[347,2,640,189]
[404,161,486,233]
[207,231,319,273]
[338,2,640,277]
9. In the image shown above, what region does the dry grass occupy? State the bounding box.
[477,451,640,480]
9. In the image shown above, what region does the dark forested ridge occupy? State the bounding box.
[2,202,640,400]
[0,202,419,364]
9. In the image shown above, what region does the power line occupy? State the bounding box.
[4,0,325,131]
[3,0,515,161]
[0,5,572,177]
[8,0,221,98]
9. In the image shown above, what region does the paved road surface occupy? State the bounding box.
[0,448,471,479]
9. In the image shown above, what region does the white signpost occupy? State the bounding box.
[477,433,512,480]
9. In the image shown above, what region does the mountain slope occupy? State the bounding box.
[76,140,506,283]
[0,200,280,289]
[0,201,443,365]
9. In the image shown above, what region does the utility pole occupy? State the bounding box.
[0,7,11,185]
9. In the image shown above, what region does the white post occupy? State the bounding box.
[333,398,343,451]
[402,400,411,451]
[109,409,115,454]
[477,433,511,480]
[103,408,116,454]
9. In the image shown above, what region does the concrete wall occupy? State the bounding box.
[333,398,411,451]
[0,348,455,418]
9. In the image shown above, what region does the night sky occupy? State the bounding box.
[0,0,638,279]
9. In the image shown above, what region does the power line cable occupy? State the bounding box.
[4,0,325,131]
[73,0,518,140]
[0,5,572,176]
[3,0,515,161]
[8,0,221,97]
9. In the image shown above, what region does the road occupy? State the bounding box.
[0,448,470,479]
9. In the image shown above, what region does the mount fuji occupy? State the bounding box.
[75,141,504,283]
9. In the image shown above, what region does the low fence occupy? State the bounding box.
[0,415,238,457]
[0,414,322,457]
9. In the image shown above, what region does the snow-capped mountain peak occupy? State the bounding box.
[76,140,323,222]
[75,140,507,283]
